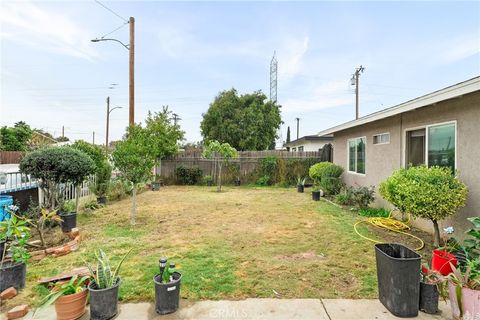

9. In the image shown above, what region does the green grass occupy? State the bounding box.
[6,186,392,310]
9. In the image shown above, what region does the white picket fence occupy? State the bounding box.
[39,175,96,205]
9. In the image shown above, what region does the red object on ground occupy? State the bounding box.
[7,304,29,319]
[431,249,457,275]
[0,287,17,300]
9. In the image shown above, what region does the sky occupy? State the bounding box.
[1,0,479,146]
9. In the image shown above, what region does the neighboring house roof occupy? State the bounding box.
[285,134,333,147]
[318,76,480,136]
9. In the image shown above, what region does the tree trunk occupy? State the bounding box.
[75,185,80,213]
[432,220,441,247]
[131,186,136,225]
[217,163,222,192]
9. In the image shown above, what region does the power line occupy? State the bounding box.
[99,21,129,39]
[94,0,128,23]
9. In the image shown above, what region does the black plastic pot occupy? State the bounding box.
[151,182,161,191]
[297,185,304,193]
[0,240,5,261]
[59,212,77,232]
[0,262,26,292]
[312,191,320,201]
[419,282,439,314]
[97,196,107,205]
[88,277,121,320]
[375,243,421,317]
[154,272,182,315]
[234,179,241,186]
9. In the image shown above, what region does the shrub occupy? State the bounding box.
[107,179,133,201]
[349,186,375,209]
[319,164,344,195]
[309,162,333,184]
[256,175,270,186]
[176,166,203,185]
[379,165,468,246]
[94,160,112,198]
[335,190,353,205]
[358,207,390,218]
[257,156,278,185]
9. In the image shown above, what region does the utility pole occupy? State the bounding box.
[129,16,135,126]
[92,131,95,144]
[295,118,300,140]
[172,113,181,126]
[106,96,110,155]
[62,126,64,138]
[351,65,365,120]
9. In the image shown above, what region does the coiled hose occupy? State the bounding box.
[353,212,425,251]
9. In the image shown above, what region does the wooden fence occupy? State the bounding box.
[158,146,332,182]
[0,151,24,164]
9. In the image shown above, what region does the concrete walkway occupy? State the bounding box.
[14,299,452,320]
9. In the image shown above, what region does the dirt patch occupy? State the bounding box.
[276,251,326,261]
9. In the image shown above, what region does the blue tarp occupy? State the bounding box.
[0,196,13,221]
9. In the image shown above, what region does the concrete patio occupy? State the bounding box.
[15,298,451,320]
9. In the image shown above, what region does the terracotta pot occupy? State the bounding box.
[54,289,88,320]
[431,249,457,275]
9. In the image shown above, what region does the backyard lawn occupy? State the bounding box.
[7,186,432,309]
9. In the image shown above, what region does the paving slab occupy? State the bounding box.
[322,299,451,320]
[6,298,454,320]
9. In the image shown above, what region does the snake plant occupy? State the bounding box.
[84,248,131,289]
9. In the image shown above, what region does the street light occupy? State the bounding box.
[105,96,123,155]
[91,16,135,126]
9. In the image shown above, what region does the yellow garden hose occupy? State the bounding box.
[354,212,425,251]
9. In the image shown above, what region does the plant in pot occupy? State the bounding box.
[420,263,445,314]
[296,177,305,193]
[39,275,90,320]
[151,175,162,191]
[0,214,31,292]
[84,248,131,320]
[431,226,458,276]
[59,200,77,233]
[311,185,322,201]
[94,160,112,204]
[203,175,213,187]
[447,258,480,319]
[154,257,182,315]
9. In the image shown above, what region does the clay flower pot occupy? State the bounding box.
[54,289,88,320]
[449,281,480,319]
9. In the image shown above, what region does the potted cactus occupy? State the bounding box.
[84,248,131,320]
[296,177,305,193]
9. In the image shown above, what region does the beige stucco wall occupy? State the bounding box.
[332,91,480,236]
[288,139,332,152]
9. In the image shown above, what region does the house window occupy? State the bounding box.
[298,146,304,152]
[428,123,455,171]
[405,121,456,171]
[292,147,296,152]
[348,137,366,174]
[373,133,390,145]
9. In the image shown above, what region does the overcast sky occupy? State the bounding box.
[1,1,479,145]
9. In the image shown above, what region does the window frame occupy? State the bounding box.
[373,132,390,145]
[347,136,367,175]
[402,120,457,169]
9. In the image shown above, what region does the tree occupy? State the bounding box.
[200,89,282,151]
[379,165,468,246]
[286,126,291,144]
[71,140,106,171]
[0,122,33,151]
[202,140,238,192]
[19,147,95,211]
[111,125,157,225]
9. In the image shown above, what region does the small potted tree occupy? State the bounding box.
[420,264,443,314]
[94,160,112,204]
[59,200,76,233]
[0,214,30,292]
[39,275,90,320]
[85,248,131,320]
[154,257,182,315]
[203,175,213,187]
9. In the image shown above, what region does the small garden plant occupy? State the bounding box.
[202,140,238,192]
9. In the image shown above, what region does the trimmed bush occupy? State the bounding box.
[379,165,467,246]
[176,166,203,185]
[349,186,375,209]
[318,164,344,195]
[308,162,333,184]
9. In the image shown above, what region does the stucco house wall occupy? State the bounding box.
[332,90,480,235]
[289,140,332,152]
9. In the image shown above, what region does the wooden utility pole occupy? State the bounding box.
[129,17,135,125]
[351,65,365,120]
[295,117,300,139]
[105,96,110,155]
[62,126,64,138]
[92,131,95,144]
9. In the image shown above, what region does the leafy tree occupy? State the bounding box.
[286,126,291,144]
[19,146,95,211]
[200,89,282,151]
[379,165,468,246]
[0,122,33,151]
[56,136,70,142]
[71,140,105,171]
[203,140,238,192]
[111,125,157,224]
